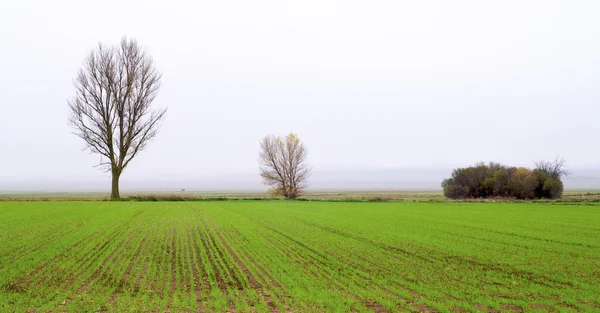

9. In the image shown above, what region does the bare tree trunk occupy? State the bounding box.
[68,37,166,200]
[111,171,121,200]
[259,133,310,199]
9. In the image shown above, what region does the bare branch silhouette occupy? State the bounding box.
[68,37,166,199]
[259,133,310,199]
[534,155,571,180]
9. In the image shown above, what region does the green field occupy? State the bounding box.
[1,201,599,312]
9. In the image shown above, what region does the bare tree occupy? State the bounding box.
[259,133,310,199]
[68,37,166,200]
[534,155,571,180]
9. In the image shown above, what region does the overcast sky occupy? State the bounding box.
[1,0,600,188]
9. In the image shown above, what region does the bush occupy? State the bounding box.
[507,168,538,199]
[442,162,565,200]
[543,178,564,199]
[442,179,470,199]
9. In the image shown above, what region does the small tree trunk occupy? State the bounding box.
[111,170,121,200]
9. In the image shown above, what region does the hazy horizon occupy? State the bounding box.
[2,1,600,191]
[4,166,600,193]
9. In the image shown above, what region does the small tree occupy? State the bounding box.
[508,168,538,199]
[68,37,166,200]
[534,155,570,180]
[534,156,569,199]
[259,133,310,199]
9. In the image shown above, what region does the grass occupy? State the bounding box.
[1,201,599,312]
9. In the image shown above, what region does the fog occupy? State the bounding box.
[1,0,599,192]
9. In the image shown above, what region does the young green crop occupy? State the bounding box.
[1,201,599,312]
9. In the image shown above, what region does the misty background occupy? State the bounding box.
[1,1,600,192]
[4,168,600,193]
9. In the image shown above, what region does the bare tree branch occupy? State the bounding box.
[534,155,571,180]
[68,37,166,200]
[259,133,311,199]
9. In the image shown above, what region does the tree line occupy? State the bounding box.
[68,37,310,200]
[441,157,569,199]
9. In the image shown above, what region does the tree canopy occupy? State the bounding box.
[442,161,566,200]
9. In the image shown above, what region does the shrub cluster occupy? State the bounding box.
[442,162,564,199]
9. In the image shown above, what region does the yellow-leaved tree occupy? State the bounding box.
[259,133,310,199]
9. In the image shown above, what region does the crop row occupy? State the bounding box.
[1,201,600,312]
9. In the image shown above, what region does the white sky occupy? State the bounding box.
[1,0,600,186]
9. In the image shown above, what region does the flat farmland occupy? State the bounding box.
[1,201,599,312]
